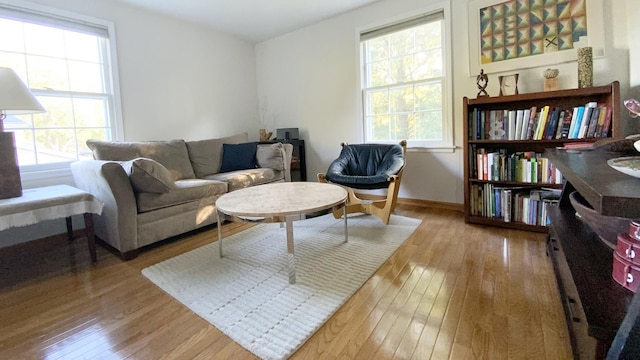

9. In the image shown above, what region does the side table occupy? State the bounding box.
[0,185,104,263]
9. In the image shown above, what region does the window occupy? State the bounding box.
[0,3,121,175]
[360,10,450,148]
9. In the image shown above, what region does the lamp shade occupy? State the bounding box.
[0,67,44,199]
[0,67,44,115]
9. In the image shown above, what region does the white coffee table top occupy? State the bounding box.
[215,182,347,217]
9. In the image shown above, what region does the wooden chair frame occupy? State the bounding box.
[317,140,406,225]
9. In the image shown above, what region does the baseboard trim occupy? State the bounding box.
[397,197,464,212]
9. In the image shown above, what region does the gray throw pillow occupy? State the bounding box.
[256,143,285,171]
[186,133,249,177]
[121,158,175,193]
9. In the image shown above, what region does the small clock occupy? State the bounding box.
[499,74,519,96]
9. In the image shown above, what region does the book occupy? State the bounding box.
[601,105,613,137]
[535,106,551,140]
[520,108,531,140]
[525,106,537,140]
[514,109,524,140]
[508,110,516,140]
[586,106,600,138]
[577,102,597,138]
[594,105,608,137]
[569,106,584,139]
[554,110,566,139]
[544,108,560,139]
[502,188,512,222]
[559,109,573,138]
[476,148,485,180]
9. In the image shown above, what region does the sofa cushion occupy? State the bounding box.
[186,133,249,178]
[121,158,175,193]
[136,179,228,213]
[219,142,258,172]
[256,142,285,171]
[203,168,283,191]
[86,139,196,180]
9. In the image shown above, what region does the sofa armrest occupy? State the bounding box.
[70,160,138,253]
[282,143,293,182]
[256,142,294,182]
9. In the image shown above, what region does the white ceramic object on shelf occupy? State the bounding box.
[608,156,640,178]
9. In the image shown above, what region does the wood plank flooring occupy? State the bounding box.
[0,205,572,359]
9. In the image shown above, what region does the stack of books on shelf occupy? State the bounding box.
[469,101,613,140]
[469,185,560,226]
[470,147,563,184]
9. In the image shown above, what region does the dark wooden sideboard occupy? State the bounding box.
[545,148,640,359]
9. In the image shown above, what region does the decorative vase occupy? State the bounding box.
[259,128,273,141]
[577,47,593,88]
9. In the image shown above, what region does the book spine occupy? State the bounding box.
[508,110,517,140]
[554,110,566,139]
[525,106,537,140]
[594,105,609,137]
[578,102,597,138]
[535,106,550,140]
[502,189,511,222]
[569,106,583,139]
[559,109,573,139]
[601,106,613,137]
[545,108,559,140]
[586,106,600,138]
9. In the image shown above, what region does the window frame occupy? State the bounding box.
[357,3,453,151]
[0,0,123,185]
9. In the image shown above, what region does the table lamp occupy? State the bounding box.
[0,67,45,199]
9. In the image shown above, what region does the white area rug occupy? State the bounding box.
[142,213,420,360]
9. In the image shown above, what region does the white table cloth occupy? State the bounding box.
[0,184,103,262]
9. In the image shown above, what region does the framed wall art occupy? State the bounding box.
[468,0,605,76]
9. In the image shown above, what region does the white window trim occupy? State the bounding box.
[355,0,453,150]
[0,0,124,185]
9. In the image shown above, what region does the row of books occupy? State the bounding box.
[469,184,560,226]
[471,147,563,184]
[469,102,612,141]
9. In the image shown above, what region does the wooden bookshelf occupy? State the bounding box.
[463,81,620,232]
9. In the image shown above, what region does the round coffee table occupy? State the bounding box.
[215,182,348,284]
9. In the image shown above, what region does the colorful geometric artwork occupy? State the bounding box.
[479,0,587,64]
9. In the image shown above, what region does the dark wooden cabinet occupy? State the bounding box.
[284,139,306,182]
[463,82,621,232]
[546,148,640,359]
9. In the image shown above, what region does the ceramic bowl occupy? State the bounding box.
[569,191,633,250]
[608,156,640,178]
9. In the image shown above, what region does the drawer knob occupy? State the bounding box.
[626,248,636,259]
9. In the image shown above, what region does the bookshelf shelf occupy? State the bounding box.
[463,81,620,232]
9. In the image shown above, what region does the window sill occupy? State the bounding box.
[407,146,456,153]
[20,166,74,188]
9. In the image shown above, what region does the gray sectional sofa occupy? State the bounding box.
[70,132,293,259]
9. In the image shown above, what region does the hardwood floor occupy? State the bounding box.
[0,205,572,359]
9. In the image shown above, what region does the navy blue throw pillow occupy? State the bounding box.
[219,142,258,172]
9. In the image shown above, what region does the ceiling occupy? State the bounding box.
[112,0,383,43]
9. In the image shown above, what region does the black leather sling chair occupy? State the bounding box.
[317,140,407,224]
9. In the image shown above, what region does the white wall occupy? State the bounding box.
[2,0,259,246]
[21,0,260,142]
[256,0,632,205]
[628,0,640,112]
